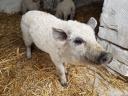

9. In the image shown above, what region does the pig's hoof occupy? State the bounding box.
[59,79,68,87]
[27,55,31,59]
[61,82,68,87]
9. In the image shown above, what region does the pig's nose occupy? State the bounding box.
[98,52,113,64]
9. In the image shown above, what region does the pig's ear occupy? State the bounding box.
[52,28,67,41]
[87,17,97,30]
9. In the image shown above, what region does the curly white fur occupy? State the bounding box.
[21,11,111,86]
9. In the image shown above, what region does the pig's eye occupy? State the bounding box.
[74,37,84,45]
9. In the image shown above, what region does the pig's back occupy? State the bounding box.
[22,10,60,29]
[21,11,63,53]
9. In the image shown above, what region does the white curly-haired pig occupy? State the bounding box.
[21,11,113,86]
[55,0,75,20]
[21,0,40,14]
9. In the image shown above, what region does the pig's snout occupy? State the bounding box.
[97,52,113,64]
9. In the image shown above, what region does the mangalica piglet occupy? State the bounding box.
[55,0,75,20]
[21,0,40,14]
[21,11,113,87]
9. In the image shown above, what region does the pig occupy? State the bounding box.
[21,11,113,87]
[55,0,75,20]
[21,0,40,14]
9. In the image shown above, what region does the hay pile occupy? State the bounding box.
[0,4,128,96]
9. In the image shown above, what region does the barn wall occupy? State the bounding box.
[0,0,103,14]
[98,0,128,76]
[0,0,22,14]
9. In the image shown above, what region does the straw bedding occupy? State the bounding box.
[0,3,128,96]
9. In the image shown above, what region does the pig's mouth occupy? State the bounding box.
[96,52,113,65]
[84,52,113,65]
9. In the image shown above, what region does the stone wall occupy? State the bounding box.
[98,0,128,76]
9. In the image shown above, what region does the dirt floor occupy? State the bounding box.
[0,2,128,96]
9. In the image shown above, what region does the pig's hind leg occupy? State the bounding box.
[26,45,32,59]
[22,31,33,59]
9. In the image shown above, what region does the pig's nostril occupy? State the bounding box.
[102,57,107,62]
[98,52,113,64]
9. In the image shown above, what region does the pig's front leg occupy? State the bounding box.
[56,63,67,87]
[50,55,67,87]
[63,63,68,75]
